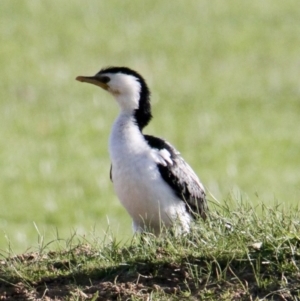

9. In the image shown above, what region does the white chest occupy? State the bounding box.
[108,114,189,232]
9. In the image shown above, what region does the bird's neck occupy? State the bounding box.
[113,92,152,131]
[109,113,148,164]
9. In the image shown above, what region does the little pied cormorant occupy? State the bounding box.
[76,67,208,234]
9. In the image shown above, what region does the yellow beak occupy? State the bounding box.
[76,75,109,90]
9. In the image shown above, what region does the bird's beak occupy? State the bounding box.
[76,75,108,90]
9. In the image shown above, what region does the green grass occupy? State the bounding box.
[0,0,300,253]
[1,201,299,300]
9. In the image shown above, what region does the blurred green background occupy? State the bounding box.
[0,1,299,253]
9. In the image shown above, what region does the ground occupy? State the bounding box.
[1,204,300,300]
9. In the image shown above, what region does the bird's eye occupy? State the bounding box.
[100,76,110,83]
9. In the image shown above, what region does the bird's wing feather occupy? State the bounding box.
[110,165,113,182]
[144,135,208,220]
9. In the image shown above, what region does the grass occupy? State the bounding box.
[1,2,300,299]
[0,201,299,300]
[0,0,300,255]
[0,5,300,300]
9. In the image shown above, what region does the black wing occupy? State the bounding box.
[144,135,208,220]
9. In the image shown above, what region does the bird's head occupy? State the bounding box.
[76,66,152,130]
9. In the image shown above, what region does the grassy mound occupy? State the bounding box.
[1,201,299,300]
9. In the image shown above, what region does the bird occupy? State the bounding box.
[76,66,208,235]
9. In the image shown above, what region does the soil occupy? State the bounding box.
[1,250,299,300]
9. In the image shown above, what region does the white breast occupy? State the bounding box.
[109,113,191,234]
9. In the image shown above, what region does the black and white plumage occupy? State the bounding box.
[76,67,208,234]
